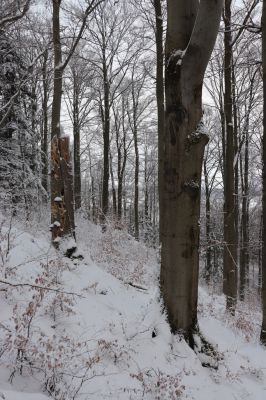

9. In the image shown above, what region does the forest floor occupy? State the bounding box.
[0,211,266,399]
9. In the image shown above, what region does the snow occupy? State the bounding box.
[54,197,62,202]
[0,214,266,399]
[167,49,186,68]
[0,390,49,400]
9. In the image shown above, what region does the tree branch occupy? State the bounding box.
[0,0,32,28]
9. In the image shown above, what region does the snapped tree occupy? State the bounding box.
[160,0,223,345]
[50,0,104,246]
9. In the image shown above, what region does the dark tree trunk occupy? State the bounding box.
[223,0,237,313]
[153,0,165,242]
[204,159,212,284]
[110,155,117,216]
[160,0,223,342]
[240,131,249,301]
[73,72,81,210]
[133,122,139,240]
[101,56,110,224]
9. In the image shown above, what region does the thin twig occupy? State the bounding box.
[0,279,85,298]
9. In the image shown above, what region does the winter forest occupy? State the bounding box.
[1,0,266,398]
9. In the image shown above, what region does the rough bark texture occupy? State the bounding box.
[223,0,237,313]
[261,0,266,345]
[160,0,223,343]
[51,136,75,241]
[101,55,110,224]
[133,119,139,241]
[73,72,81,210]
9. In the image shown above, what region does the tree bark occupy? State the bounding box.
[223,0,237,313]
[73,71,81,210]
[133,119,139,241]
[204,158,212,284]
[110,155,117,217]
[101,54,110,224]
[153,0,165,242]
[160,0,223,343]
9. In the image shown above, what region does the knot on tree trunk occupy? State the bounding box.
[185,121,209,153]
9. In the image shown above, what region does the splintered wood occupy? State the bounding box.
[50,136,75,244]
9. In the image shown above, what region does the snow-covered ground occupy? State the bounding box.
[0,213,266,399]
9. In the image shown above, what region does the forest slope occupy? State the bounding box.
[0,213,265,399]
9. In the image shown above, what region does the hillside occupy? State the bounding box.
[0,214,265,399]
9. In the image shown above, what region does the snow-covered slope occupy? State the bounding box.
[0,214,266,399]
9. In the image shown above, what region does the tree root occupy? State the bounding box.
[185,326,223,370]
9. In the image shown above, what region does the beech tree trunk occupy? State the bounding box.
[73,72,81,210]
[153,0,165,241]
[160,0,223,343]
[101,55,110,224]
[223,0,237,313]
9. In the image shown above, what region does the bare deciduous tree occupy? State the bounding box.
[160,0,223,344]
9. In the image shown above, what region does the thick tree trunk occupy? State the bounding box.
[160,0,223,343]
[223,0,237,313]
[261,0,266,345]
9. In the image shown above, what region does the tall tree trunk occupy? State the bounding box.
[73,72,81,210]
[153,0,165,242]
[232,64,239,267]
[259,213,263,294]
[204,159,212,284]
[50,0,75,244]
[240,130,249,300]
[133,120,139,241]
[223,0,237,313]
[160,0,223,343]
[110,155,117,217]
[117,98,127,223]
[261,0,266,345]
[101,56,110,224]
[41,49,49,192]
[144,149,149,242]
